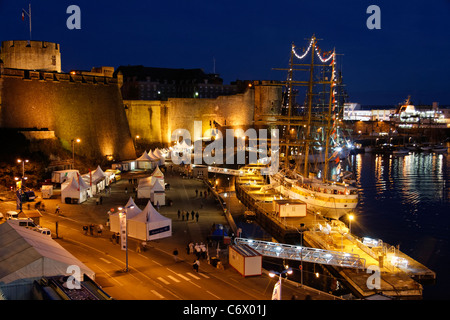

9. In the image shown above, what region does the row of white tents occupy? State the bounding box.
[60,166,114,204]
[135,148,166,170]
[109,197,172,241]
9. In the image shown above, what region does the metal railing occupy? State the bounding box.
[234,237,366,269]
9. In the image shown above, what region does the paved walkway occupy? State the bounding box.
[1,166,340,300]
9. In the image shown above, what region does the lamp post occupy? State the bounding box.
[16,159,29,212]
[72,138,81,169]
[269,266,293,300]
[118,204,134,272]
[135,135,140,150]
[348,214,354,234]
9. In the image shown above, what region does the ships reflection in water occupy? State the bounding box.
[352,148,450,299]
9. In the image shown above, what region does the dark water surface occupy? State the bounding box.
[351,149,450,300]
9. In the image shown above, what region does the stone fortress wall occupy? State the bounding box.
[124,81,283,146]
[0,39,283,162]
[0,40,136,161]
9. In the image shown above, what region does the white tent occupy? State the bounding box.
[136,151,158,170]
[128,200,171,241]
[0,222,95,300]
[151,165,164,180]
[61,176,90,204]
[153,148,165,166]
[150,179,165,206]
[109,197,141,233]
[137,176,153,199]
[91,166,107,192]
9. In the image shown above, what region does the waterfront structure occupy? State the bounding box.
[343,103,393,121]
[122,79,282,146]
[261,36,359,219]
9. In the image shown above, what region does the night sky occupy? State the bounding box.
[1,0,449,106]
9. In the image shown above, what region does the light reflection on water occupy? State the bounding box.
[351,150,449,299]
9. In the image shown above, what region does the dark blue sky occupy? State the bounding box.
[1,0,449,105]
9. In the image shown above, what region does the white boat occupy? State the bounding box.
[432,145,448,153]
[270,169,358,220]
[392,147,409,155]
[420,144,433,152]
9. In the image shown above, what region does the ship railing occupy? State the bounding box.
[235,237,366,270]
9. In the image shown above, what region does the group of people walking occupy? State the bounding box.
[178,209,199,222]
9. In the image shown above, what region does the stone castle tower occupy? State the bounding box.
[0,40,136,162]
[0,40,61,72]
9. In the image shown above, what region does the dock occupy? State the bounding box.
[234,165,436,299]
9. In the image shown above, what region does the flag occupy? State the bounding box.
[335,156,340,164]
[272,279,281,300]
[22,11,24,21]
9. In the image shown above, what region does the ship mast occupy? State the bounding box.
[302,35,316,177]
[322,48,336,183]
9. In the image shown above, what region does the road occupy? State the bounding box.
[1,167,339,300]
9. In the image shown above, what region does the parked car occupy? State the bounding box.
[6,211,19,219]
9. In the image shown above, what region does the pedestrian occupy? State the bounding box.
[195,189,198,197]
[195,243,201,259]
[193,259,200,272]
[200,243,207,259]
[189,242,194,254]
[100,196,103,205]
[191,210,195,220]
[55,205,60,214]
[97,224,103,237]
[182,211,185,221]
[82,225,88,235]
[186,211,189,221]
[200,191,202,198]
[186,244,190,254]
[173,248,179,262]
[195,211,199,222]
[178,210,181,219]
[125,187,128,194]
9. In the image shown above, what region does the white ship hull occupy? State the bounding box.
[270,172,358,220]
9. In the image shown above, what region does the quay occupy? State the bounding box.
[233,164,436,299]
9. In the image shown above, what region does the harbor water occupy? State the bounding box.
[351,147,450,300]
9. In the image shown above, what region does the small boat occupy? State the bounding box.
[420,143,433,152]
[405,144,419,152]
[432,145,448,153]
[392,147,409,155]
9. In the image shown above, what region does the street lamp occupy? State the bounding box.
[118,205,134,272]
[135,135,140,150]
[269,266,293,300]
[16,159,29,212]
[72,138,81,169]
[348,214,354,234]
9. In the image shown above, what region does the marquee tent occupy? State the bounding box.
[127,200,171,241]
[136,176,153,199]
[136,151,157,170]
[150,179,165,206]
[151,165,164,179]
[61,175,91,204]
[153,148,165,166]
[0,222,95,300]
[109,197,141,234]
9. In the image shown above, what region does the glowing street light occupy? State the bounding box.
[72,138,81,169]
[348,214,354,234]
[269,266,293,300]
[16,159,29,212]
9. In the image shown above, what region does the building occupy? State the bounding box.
[116,65,240,100]
[343,103,393,121]
[0,40,136,161]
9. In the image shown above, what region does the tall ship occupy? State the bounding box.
[266,35,359,220]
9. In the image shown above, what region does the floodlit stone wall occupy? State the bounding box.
[0,68,136,161]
